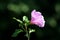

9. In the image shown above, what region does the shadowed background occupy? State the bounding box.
[0,0,60,40]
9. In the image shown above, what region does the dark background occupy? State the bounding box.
[0,0,60,40]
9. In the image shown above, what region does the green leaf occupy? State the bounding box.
[13,17,23,23]
[25,29,35,38]
[7,4,21,13]
[12,29,23,37]
[25,33,29,38]
[29,29,35,34]
[23,16,29,23]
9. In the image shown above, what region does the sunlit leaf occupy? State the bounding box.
[13,17,23,24]
[29,29,35,34]
[23,16,29,23]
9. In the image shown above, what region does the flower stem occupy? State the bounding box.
[28,32,30,40]
[25,24,30,40]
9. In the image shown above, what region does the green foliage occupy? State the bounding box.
[48,18,57,28]
[7,3,29,13]
[12,29,23,37]
[13,17,23,24]
[7,4,21,13]
[25,33,29,38]
[55,3,60,13]
[23,16,29,23]
[0,3,6,10]
[29,29,35,34]
[20,3,29,13]
[25,29,35,38]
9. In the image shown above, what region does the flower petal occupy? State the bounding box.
[31,10,45,27]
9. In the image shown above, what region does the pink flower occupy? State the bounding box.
[30,10,45,27]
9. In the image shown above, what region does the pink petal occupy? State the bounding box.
[30,10,45,27]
